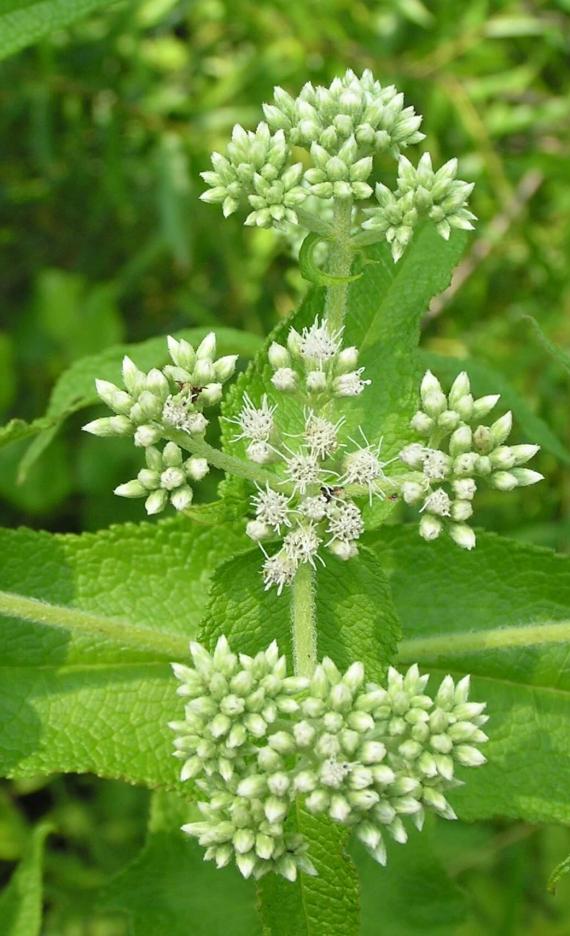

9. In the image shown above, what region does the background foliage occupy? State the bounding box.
[0,0,569,933]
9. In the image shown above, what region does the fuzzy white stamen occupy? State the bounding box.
[283,524,322,568]
[422,488,452,517]
[304,412,342,459]
[298,319,343,363]
[262,551,298,594]
[333,369,371,397]
[320,758,352,789]
[298,495,328,521]
[283,449,326,495]
[325,499,364,542]
[230,393,276,442]
[421,449,451,481]
[252,485,292,531]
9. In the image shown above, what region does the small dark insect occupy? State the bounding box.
[388,493,400,501]
[176,382,203,402]
[320,485,345,501]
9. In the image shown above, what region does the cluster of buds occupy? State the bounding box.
[363,153,476,261]
[83,333,237,515]
[399,371,542,549]
[114,443,209,515]
[267,317,370,398]
[200,69,473,262]
[171,637,488,881]
[226,317,390,591]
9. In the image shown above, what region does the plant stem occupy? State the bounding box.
[324,198,354,334]
[164,428,278,487]
[290,563,318,677]
[398,619,570,662]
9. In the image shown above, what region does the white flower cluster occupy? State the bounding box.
[227,317,387,591]
[172,637,488,881]
[200,69,473,261]
[400,371,543,549]
[114,442,208,514]
[265,70,424,158]
[83,333,237,515]
[363,153,476,261]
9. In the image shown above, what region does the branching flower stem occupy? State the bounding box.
[290,562,318,677]
[163,428,279,487]
[324,198,354,334]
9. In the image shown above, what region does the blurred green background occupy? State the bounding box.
[0,0,569,932]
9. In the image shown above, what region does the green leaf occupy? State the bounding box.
[548,853,570,895]
[220,227,467,522]
[201,546,401,935]
[257,808,359,936]
[0,417,56,449]
[354,819,466,936]
[0,822,51,936]
[368,526,570,825]
[0,516,247,787]
[99,792,260,935]
[518,314,570,376]
[419,349,570,465]
[8,327,262,480]
[0,0,120,61]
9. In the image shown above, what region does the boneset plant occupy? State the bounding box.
[2,69,562,934]
[82,70,540,881]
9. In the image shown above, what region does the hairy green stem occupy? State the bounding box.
[164,428,278,487]
[398,620,570,662]
[324,198,354,334]
[0,589,188,660]
[290,563,318,677]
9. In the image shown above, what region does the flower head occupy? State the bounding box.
[171,638,488,881]
[399,370,542,548]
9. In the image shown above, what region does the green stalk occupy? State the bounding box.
[290,563,318,677]
[324,198,354,334]
[164,428,278,487]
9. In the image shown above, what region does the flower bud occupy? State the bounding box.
[449,425,472,456]
[193,359,215,385]
[145,368,170,399]
[271,368,298,392]
[454,394,473,420]
[114,480,146,498]
[400,443,425,468]
[452,478,476,500]
[198,383,223,406]
[401,481,424,505]
[473,425,493,454]
[95,379,132,414]
[449,523,475,550]
[437,410,460,431]
[335,346,359,373]
[214,355,238,382]
[511,468,543,487]
[490,411,512,446]
[472,394,500,420]
[448,372,471,408]
[419,514,442,542]
[145,489,168,515]
[186,457,209,481]
[268,342,291,369]
[246,441,275,464]
[451,500,473,522]
[489,445,515,469]
[306,371,328,393]
[196,332,217,361]
[134,425,162,448]
[122,356,146,395]
[410,411,433,435]
[83,415,132,437]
